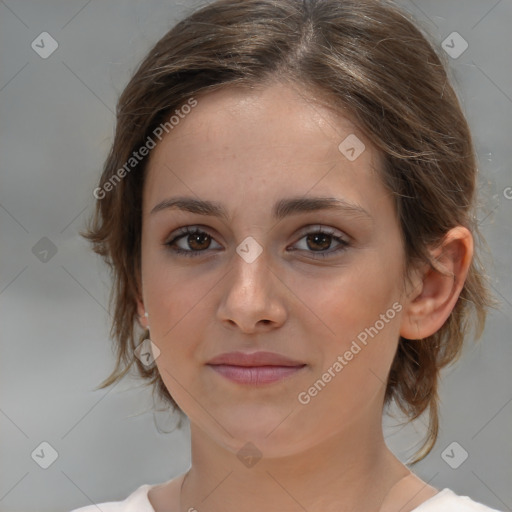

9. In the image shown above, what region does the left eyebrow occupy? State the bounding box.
[150,195,372,222]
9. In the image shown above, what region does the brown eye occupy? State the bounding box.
[187,232,211,250]
[165,227,222,257]
[292,227,349,258]
[305,233,333,251]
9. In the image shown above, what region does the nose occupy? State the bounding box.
[216,248,287,334]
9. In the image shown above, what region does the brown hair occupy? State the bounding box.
[81,0,494,463]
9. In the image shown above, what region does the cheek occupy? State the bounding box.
[146,271,209,406]
[141,253,209,353]
[303,252,403,381]
[295,267,402,424]
[311,254,401,334]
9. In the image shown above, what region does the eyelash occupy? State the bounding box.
[164,226,350,259]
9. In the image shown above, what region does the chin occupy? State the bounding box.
[201,406,316,458]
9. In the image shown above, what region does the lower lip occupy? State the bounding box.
[207,364,306,385]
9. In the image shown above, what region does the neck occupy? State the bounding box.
[180,420,410,512]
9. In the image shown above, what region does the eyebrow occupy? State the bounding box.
[150,196,372,221]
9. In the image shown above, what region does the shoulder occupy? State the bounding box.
[68,483,155,512]
[413,488,504,512]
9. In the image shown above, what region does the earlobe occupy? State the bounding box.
[136,296,149,329]
[135,271,149,329]
[399,226,473,340]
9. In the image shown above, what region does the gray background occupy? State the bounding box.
[1,1,511,511]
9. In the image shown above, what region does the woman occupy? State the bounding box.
[75,0,500,510]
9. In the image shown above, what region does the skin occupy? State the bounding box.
[135,81,473,512]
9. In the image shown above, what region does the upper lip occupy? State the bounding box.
[207,351,305,367]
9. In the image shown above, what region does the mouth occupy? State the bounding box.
[206,351,307,385]
[207,364,306,385]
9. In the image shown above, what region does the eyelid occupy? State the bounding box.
[293,224,348,242]
[165,225,222,251]
[288,225,350,257]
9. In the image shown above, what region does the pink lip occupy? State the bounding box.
[206,351,306,385]
[209,365,305,384]
[207,350,304,367]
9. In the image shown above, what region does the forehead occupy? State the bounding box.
[143,81,386,214]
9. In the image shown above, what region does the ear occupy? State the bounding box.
[135,271,149,329]
[400,226,473,340]
[136,295,148,329]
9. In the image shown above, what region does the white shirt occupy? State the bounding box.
[69,484,503,512]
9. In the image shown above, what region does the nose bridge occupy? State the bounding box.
[229,241,270,303]
[217,239,286,331]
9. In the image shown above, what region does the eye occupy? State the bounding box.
[164,225,350,259]
[164,226,222,257]
[290,226,349,258]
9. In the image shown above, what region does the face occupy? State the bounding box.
[137,81,408,458]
